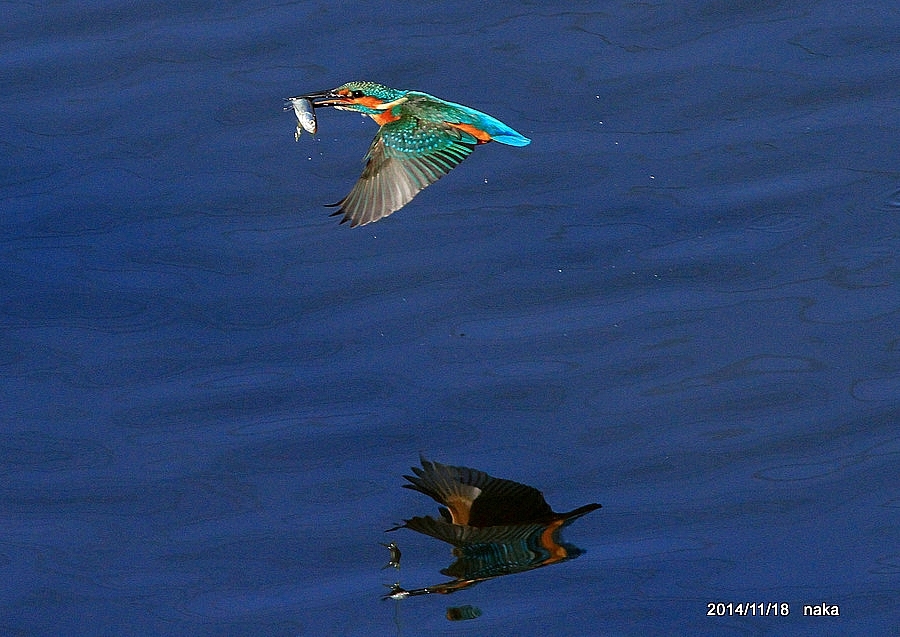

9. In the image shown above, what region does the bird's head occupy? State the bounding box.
[297,81,409,115]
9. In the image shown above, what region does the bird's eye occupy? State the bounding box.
[351,90,364,98]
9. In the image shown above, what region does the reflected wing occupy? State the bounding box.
[399,515,547,546]
[327,118,475,227]
[397,516,584,581]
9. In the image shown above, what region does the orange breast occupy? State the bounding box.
[538,518,568,563]
[372,110,401,125]
[445,494,473,525]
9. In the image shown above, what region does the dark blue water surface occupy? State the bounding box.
[3,1,899,635]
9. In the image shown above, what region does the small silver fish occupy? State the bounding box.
[285,96,317,141]
[382,583,411,600]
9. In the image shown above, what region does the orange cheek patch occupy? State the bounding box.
[449,122,492,143]
[355,96,385,109]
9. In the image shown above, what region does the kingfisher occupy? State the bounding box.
[381,457,600,598]
[286,81,530,227]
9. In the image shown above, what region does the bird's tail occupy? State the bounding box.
[440,98,531,146]
[476,113,530,146]
[488,125,531,147]
[559,502,602,525]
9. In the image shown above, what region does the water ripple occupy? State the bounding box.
[879,186,900,210]
[0,431,113,473]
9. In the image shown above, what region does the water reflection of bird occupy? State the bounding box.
[383,458,600,598]
[286,81,530,227]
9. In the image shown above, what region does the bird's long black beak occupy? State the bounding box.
[285,90,347,108]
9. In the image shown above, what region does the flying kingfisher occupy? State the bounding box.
[285,81,531,227]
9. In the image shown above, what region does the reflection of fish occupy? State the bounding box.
[284,96,317,140]
[380,542,401,569]
[382,582,410,600]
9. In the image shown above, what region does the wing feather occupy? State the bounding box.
[328,118,475,227]
[402,458,555,526]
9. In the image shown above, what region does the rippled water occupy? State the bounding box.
[3,1,899,635]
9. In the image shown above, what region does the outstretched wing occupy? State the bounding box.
[328,117,475,227]
[403,457,555,526]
